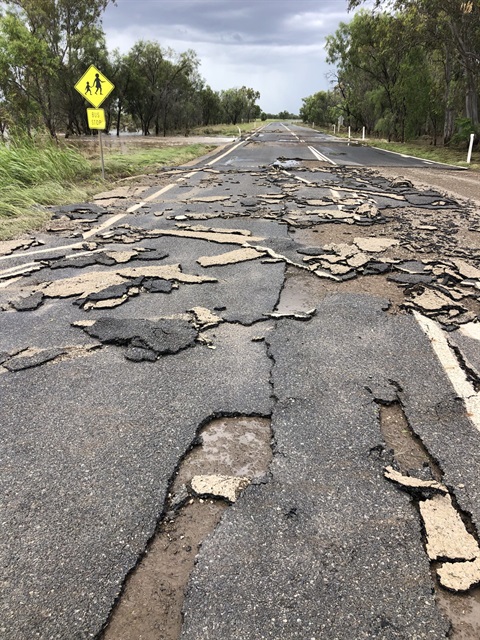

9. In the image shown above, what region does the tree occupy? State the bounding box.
[326,10,441,142]
[348,0,480,133]
[300,91,339,126]
[220,86,260,125]
[0,0,113,136]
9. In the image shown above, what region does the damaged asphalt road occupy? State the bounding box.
[1,122,480,639]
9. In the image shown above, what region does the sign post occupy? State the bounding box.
[74,65,115,179]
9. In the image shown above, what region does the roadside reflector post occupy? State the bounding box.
[348,126,351,141]
[333,124,336,134]
[362,127,366,140]
[467,133,475,164]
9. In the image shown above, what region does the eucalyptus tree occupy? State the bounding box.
[326,10,437,141]
[220,86,260,125]
[300,91,339,127]
[348,0,480,135]
[0,0,113,136]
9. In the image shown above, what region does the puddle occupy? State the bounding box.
[276,267,405,316]
[380,402,480,638]
[101,416,272,640]
[379,403,442,479]
[275,269,316,315]
[435,585,480,639]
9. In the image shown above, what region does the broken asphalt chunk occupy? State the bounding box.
[190,475,250,503]
[384,466,448,495]
[39,264,217,300]
[49,252,116,269]
[0,238,35,256]
[354,237,400,253]
[78,317,198,359]
[189,307,222,329]
[52,203,107,218]
[4,348,66,372]
[405,288,466,314]
[437,557,480,592]
[420,493,480,563]
[142,278,174,294]
[197,247,265,268]
[387,273,434,286]
[11,292,44,312]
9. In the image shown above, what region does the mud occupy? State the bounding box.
[101,416,272,640]
[379,402,480,638]
[276,267,405,316]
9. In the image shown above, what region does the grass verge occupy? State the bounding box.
[0,139,216,241]
[366,140,480,171]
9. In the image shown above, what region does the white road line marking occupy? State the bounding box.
[206,138,248,166]
[281,123,301,141]
[280,169,313,185]
[83,212,127,239]
[0,276,21,288]
[370,146,465,170]
[0,262,38,277]
[0,242,83,262]
[414,311,480,433]
[308,145,337,166]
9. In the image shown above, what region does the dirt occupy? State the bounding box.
[379,403,439,476]
[375,167,480,209]
[277,267,405,316]
[379,402,480,638]
[101,499,227,640]
[101,416,272,640]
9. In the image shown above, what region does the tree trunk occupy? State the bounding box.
[465,67,479,126]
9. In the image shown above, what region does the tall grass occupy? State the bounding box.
[103,144,215,176]
[0,136,91,219]
[0,136,217,240]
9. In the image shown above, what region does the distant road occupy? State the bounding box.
[237,121,463,169]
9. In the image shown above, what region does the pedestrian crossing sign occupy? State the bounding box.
[75,65,114,108]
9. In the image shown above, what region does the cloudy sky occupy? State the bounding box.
[101,0,359,115]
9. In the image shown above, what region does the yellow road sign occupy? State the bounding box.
[87,108,106,130]
[75,65,114,108]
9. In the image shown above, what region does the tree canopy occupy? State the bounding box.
[303,1,479,144]
[0,0,261,136]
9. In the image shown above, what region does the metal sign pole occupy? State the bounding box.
[99,130,105,180]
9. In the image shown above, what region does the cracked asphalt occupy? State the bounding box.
[1,123,480,639]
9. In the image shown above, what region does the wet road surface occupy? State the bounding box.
[1,123,480,639]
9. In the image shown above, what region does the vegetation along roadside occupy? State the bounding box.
[0,137,216,241]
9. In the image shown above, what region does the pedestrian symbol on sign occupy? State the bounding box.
[94,73,104,95]
[74,65,114,108]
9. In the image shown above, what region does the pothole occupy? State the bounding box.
[276,266,405,316]
[380,402,480,639]
[379,403,442,479]
[100,415,272,640]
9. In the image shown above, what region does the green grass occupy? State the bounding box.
[0,137,93,239]
[0,139,216,240]
[366,140,480,171]
[101,144,215,177]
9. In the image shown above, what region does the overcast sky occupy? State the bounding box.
[101,0,359,115]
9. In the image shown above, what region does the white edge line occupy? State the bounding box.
[414,311,480,432]
[370,146,467,170]
[206,138,248,166]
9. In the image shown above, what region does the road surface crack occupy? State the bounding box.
[98,414,273,640]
